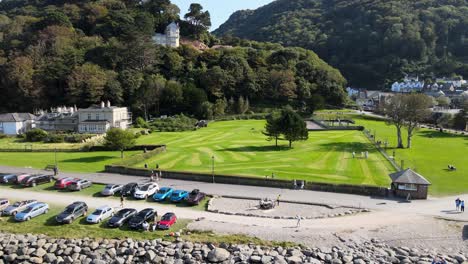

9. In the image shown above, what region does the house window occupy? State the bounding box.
[87,113,91,120]
[398,184,417,191]
[96,113,100,120]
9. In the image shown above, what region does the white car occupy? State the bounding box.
[86,206,114,224]
[133,183,159,199]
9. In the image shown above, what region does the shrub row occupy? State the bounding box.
[149,114,198,132]
[216,113,269,121]
[23,128,95,143]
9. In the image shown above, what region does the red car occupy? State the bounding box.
[54,177,78,189]
[157,212,177,230]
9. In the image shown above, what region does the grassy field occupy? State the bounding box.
[0,137,83,150]
[0,151,139,172]
[351,115,468,195]
[135,120,394,186]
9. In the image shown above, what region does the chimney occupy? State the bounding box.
[74,105,77,112]
[107,101,111,107]
[101,101,105,108]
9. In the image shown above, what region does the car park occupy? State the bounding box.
[0,173,17,184]
[133,183,159,200]
[68,179,92,191]
[170,190,189,203]
[153,187,174,202]
[20,174,53,187]
[14,173,31,184]
[56,201,88,224]
[86,206,114,224]
[101,184,123,196]
[187,189,206,205]
[121,182,138,197]
[157,212,177,230]
[54,177,78,189]
[107,208,137,228]
[2,200,37,216]
[0,199,9,216]
[14,202,49,222]
[128,208,156,229]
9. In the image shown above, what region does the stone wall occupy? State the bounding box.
[104,165,389,197]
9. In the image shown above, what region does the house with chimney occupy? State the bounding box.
[36,106,78,132]
[77,101,131,134]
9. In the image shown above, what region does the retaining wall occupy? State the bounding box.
[105,165,389,197]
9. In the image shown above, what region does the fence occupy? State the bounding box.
[362,129,401,171]
[104,165,389,197]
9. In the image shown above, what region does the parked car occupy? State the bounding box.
[153,187,174,202]
[101,184,123,196]
[20,174,53,187]
[86,206,114,224]
[170,190,189,203]
[133,183,159,200]
[107,208,137,228]
[121,182,138,197]
[2,200,37,216]
[187,189,206,205]
[54,177,78,189]
[0,173,17,184]
[55,201,88,224]
[68,179,92,191]
[157,212,177,230]
[15,202,49,222]
[14,173,31,184]
[128,208,156,229]
[0,198,10,216]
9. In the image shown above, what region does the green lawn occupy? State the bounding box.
[351,115,468,195]
[135,120,394,186]
[0,151,139,172]
[0,137,83,150]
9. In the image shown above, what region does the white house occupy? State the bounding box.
[0,113,36,135]
[77,101,131,134]
[152,22,180,48]
[435,77,467,88]
[391,76,425,93]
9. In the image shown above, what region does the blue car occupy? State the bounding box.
[15,202,49,222]
[0,173,17,184]
[153,187,174,202]
[170,190,189,203]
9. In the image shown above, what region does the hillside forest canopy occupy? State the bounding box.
[0,0,347,119]
[214,0,468,89]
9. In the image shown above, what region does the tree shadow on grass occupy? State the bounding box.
[61,156,115,163]
[221,145,290,152]
[419,130,468,139]
[317,142,375,152]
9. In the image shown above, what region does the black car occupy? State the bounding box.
[107,208,138,228]
[55,201,88,224]
[0,173,17,184]
[187,189,206,205]
[20,174,53,187]
[128,208,156,229]
[121,182,138,197]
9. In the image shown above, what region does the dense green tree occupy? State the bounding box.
[277,107,308,148]
[263,111,281,147]
[104,127,136,158]
[402,94,432,148]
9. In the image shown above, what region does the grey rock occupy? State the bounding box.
[207,248,230,263]
[286,256,302,264]
[146,250,157,261]
[5,253,18,262]
[44,253,57,263]
[30,256,44,264]
[35,248,47,257]
[250,255,262,262]
[107,248,117,258]
[454,255,466,263]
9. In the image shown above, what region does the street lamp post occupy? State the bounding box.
[54,148,57,167]
[211,156,215,184]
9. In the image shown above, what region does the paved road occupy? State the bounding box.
[1,165,468,221]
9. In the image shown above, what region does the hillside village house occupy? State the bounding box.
[36,106,78,132]
[0,113,36,135]
[78,101,131,134]
[152,22,180,48]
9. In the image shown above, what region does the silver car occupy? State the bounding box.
[15,202,49,222]
[68,179,92,191]
[0,199,9,216]
[2,200,37,216]
[101,184,123,196]
[86,206,114,224]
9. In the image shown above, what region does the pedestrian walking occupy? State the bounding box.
[456,198,460,211]
[144,163,148,169]
[120,195,124,208]
[461,200,465,212]
[276,194,281,206]
[296,215,302,227]
[53,166,58,176]
[352,151,355,158]
[293,179,297,189]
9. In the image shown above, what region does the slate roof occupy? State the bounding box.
[389,169,431,185]
[0,113,36,122]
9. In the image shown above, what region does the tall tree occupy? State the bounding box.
[67,63,108,105]
[382,94,406,148]
[402,94,432,148]
[278,107,308,148]
[104,128,136,158]
[183,3,211,38]
[263,111,281,147]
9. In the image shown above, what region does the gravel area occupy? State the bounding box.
[209,197,364,219]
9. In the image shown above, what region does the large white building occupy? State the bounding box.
[78,101,132,134]
[391,76,425,93]
[152,22,180,48]
[0,113,36,135]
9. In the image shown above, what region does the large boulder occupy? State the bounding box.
[207,248,230,263]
